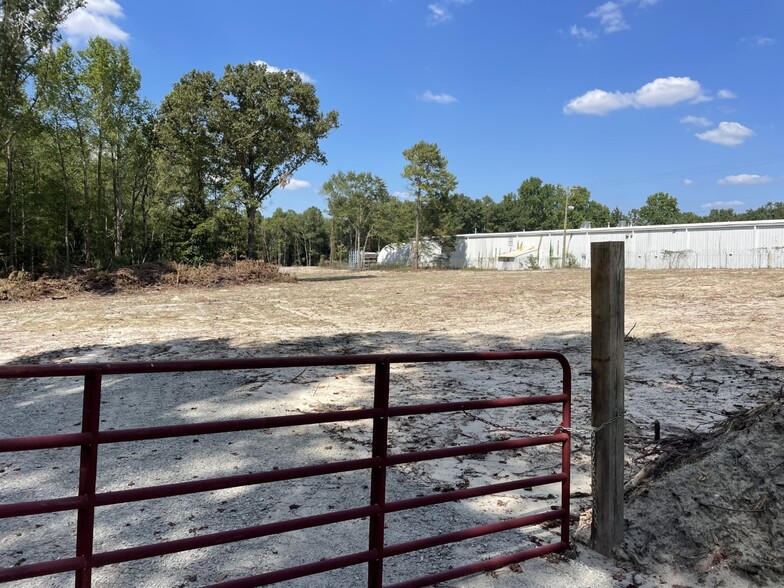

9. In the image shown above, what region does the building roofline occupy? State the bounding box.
[456,218,784,238]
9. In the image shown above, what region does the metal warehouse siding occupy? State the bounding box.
[451,220,784,270]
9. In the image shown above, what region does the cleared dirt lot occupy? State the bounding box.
[2,267,783,366]
[1,268,783,587]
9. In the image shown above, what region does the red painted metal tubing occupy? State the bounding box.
[98,407,381,444]
[92,504,381,567]
[0,350,571,586]
[386,433,568,466]
[0,351,568,378]
[0,556,84,582]
[385,473,567,515]
[95,457,380,506]
[0,432,90,452]
[93,397,567,446]
[387,394,570,417]
[388,541,569,588]
[383,509,566,559]
[0,495,87,519]
[206,548,378,588]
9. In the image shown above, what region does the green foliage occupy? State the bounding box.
[739,201,784,221]
[564,252,580,268]
[210,62,339,258]
[259,207,328,266]
[402,141,457,268]
[586,200,612,227]
[158,69,218,262]
[495,179,609,232]
[1,0,83,136]
[637,192,682,226]
[451,193,501,234]
[704,208,736,222]
[3,14,784,274]
[525,254,540,270]
[322,170,391,258]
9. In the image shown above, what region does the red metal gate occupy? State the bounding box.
[0,351,571,587]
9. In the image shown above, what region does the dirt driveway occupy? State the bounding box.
[1,268,782,587]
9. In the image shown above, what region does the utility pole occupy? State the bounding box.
[561,186,574,268]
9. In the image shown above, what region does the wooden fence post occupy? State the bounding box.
[590,241,625,556]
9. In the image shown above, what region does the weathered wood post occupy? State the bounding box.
[590,241,625,556]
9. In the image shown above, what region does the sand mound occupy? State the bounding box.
[620,396,784,585]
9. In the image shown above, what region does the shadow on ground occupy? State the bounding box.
[290,273,378,283]
[1,330,781,587]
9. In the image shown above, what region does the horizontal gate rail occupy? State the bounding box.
[0,351,571,587]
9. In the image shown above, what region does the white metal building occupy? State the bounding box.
[450,219,784,270]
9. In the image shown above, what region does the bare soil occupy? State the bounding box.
[1,267,783,587]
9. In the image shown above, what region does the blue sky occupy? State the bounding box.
[61,0,783,216]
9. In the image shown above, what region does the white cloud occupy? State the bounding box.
[279,178,312,191]
[85,0,124,17]
[254,61,314,83]
[680,115,712,127]
[695,122,754,147]
[427,4,452,25]
[635,77,707,107]
[588,2,630,33]
[564,77,706,115]
[701,200,745,209]
[748,35,775,46]
[427,0,471,25]
[717,89,737,100]
[61,0,129,44]
[569,25,598,41]
[683,179,695,185]
[718,174,773,185]
[420,90,458,104]
[578,0,659,37]
[393,190,412,200]
[563,89,632,115]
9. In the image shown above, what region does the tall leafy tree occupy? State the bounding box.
[158,69,218,261]
[704,208,736,223]
[585,199,613,228]
[401,141,457,269]
[80,37,142,262]
[739,202,784,221]
[1,0,82,141]
[34,42,90,266]
[496,177,555,232]
[322,170,391,257]
[1,0,82,269]
[637,192,682,226]
[210,62,338,258]
[295,206,328,266]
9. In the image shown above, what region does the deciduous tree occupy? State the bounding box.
[210,63,338,258]
[637,192,682,226]
[158,69,218,262]
[322,170,391,258]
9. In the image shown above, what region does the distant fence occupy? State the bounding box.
[348,250,377,270]
[0,351,571,587]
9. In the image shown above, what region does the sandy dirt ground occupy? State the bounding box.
[1,267,783,587]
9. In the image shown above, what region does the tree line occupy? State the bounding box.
[1,3,781,273]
